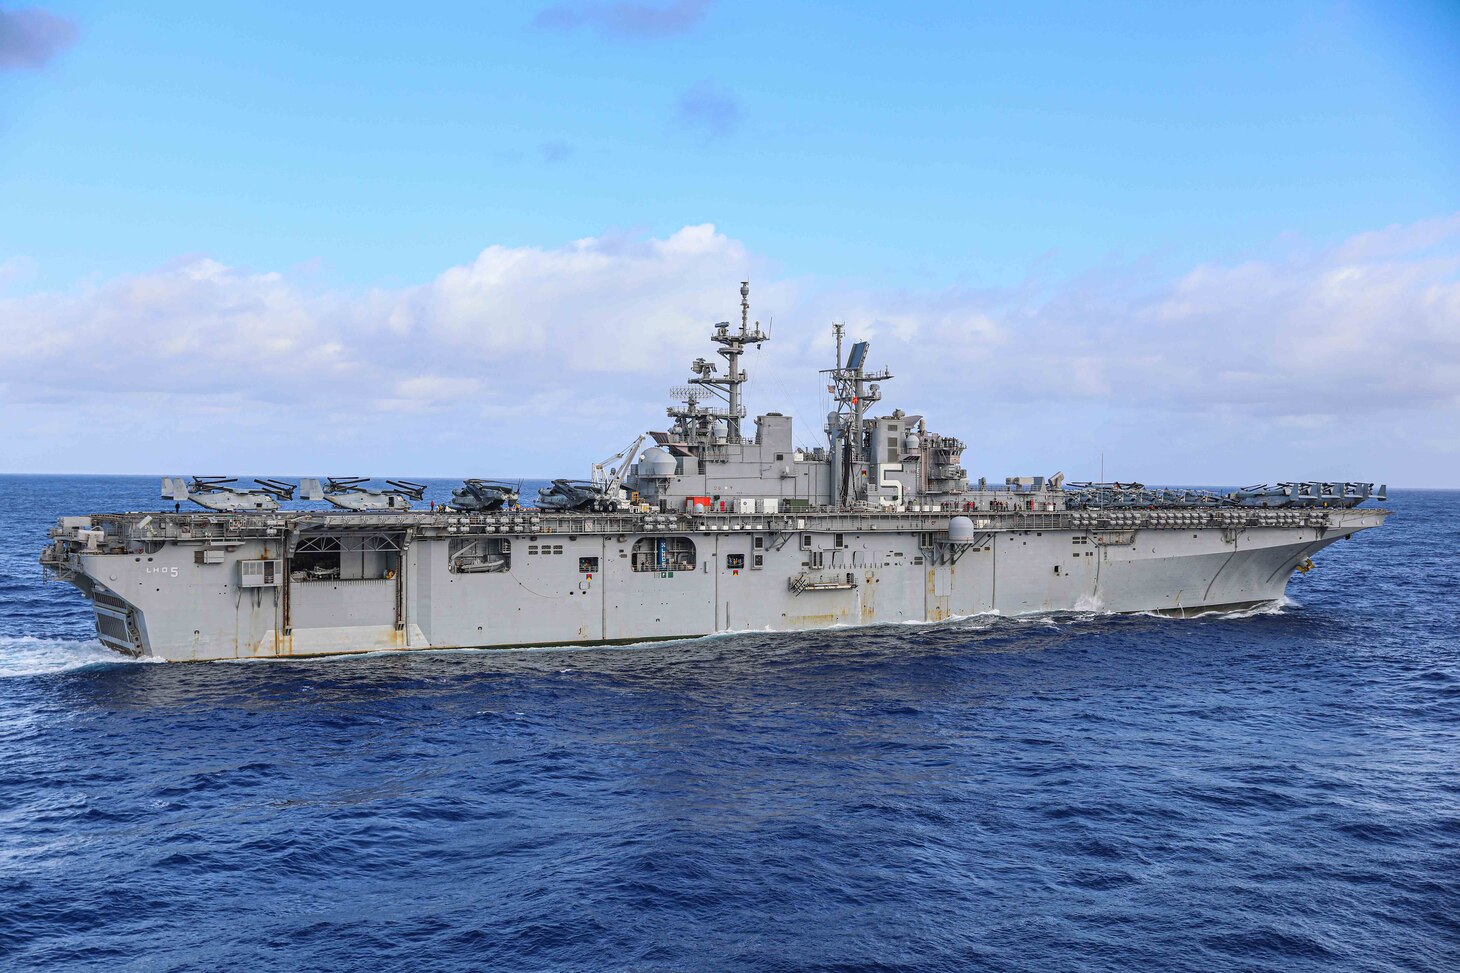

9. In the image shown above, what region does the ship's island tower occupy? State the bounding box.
[645,281,969,510]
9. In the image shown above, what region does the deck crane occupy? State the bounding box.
[591,433,648,506]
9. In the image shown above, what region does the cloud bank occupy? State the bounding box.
[3,217,1457,481]
[0,7,76,70]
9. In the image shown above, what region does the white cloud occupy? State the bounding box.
[393,375,483,401]
[2,217,1457,482]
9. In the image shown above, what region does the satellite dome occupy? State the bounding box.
[639,447,677,478]
[948,516,977,543]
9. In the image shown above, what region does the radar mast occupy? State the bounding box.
[667,281,768,445]
[822,325,893,503]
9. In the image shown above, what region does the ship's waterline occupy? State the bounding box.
[41,504,1385,663]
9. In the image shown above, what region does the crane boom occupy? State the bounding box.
[592,433,648,500]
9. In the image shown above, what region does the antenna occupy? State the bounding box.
[665,282,768,444]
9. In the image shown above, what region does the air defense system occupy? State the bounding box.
[43,283,1389,662]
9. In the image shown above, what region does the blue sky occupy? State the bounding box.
[2,2,1458,484]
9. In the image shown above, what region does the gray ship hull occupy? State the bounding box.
[42,506,1385,663]
[38,285,1390,662]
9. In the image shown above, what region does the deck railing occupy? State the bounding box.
[49,502,1384,557]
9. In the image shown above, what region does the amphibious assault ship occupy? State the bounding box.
[41,284,1388,662]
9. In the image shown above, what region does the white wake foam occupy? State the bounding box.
[1131,597,1291,621]
[1214,598,1292,619]
[0,636,153,678]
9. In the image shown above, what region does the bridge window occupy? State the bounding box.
[631,537,696,573]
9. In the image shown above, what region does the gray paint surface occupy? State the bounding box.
[40,285,1388,661]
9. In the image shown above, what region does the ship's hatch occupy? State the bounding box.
[291,532,402,582]
[449,537,511,574]
[286,530,405,635]
[94,591,142,656]
[631,536,697,573]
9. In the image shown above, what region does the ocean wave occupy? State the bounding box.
[0,636,151,678]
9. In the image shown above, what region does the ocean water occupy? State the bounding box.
[1,475,1456,972]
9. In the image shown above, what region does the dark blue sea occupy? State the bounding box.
[2,476,1456,972]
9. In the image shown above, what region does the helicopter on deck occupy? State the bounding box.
[300,477,428,512]
[162,476,297,512]
[447,479,521,512]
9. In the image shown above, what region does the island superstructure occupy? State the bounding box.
[41,283,1389,662]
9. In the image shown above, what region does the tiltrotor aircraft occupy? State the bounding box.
[299,477,428,511]
[162,476,297,512]
[1227,482,1387,508]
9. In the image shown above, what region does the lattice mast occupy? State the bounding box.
[667,281,768,444]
